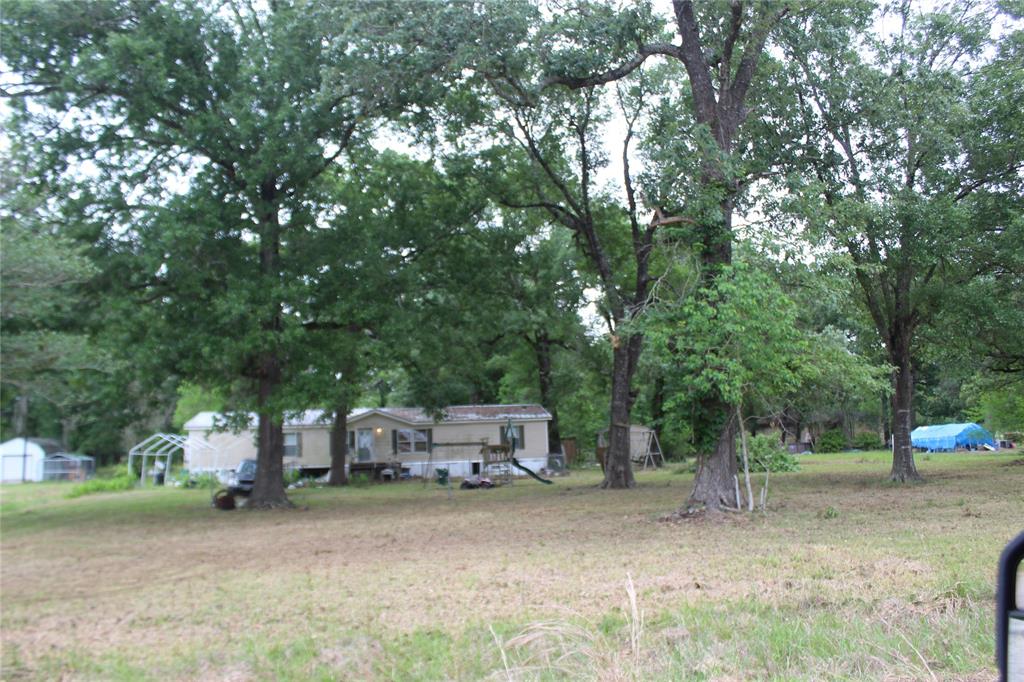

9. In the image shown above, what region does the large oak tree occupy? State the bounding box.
[780,1,1023,481]
[540,0,797,507]
[2,0,465,506]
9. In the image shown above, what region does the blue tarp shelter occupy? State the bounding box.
[910,423,995,451]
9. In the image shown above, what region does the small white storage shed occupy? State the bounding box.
[0,438,62,483]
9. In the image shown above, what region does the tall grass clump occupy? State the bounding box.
[66,467,136,498]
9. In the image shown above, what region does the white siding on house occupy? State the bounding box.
[185,430,253,471]
[185,426,332,471]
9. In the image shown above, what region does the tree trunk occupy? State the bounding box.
[248,189,292,508]
[889,339,921,482]
[13,395,28,438]
[249,357,292,508]
[686,192,738,510]
[738,405,754,511]
[779,409,799,446]
[651,374,666,455]
[777,409,794,445]
[879,390,890,446]
[328,403,349,486]
[601,335,640,489]
[59,415,73,451]
[687,396,739,510]
[534,335,562,454]
[842,410,855,445]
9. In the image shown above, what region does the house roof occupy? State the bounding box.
[184,410,332,430]
[0,438,63,456]
[184,404,551,431]
[45,453,94,462]
[30,438,63,453]
[349,404,552,425]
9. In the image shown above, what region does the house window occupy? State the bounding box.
[284,432,302,458]
[394,428,431,454]
[500,424,525,449]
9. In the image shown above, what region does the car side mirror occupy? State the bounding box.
[997,531,1024,681]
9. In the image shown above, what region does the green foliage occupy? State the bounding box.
[816,430,846,454]
[744,434,800,473]
[851,432,883,450]
[821,506,840,519]
[172,469,221,489]
[0,151,120,448]
[171,384,225,433]
[652,262,806,415]
[1,1,482,501]
[776,1,1023,473]
[963,374,1024,434]
[190,473,222,491]
[66,469,135,498]
[2,0,1016,493]
[283,468,303,487]
[653,260,879,453]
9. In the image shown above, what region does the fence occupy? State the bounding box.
[42,456,95,481]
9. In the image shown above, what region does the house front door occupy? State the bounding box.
[356,428,374,462]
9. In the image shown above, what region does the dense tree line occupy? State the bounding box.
[2,0,1020,510]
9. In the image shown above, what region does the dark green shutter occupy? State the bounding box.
[426,429,433,453]
[391,429,398,455]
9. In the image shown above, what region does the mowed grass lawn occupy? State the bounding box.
[1,451,1021,681]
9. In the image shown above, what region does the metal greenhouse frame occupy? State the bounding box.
[128,433,214,485]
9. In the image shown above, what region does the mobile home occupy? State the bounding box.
[184,404,553,478]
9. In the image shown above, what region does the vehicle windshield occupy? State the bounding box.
[236,460,256,478]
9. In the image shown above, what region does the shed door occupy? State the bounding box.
[2,454,32,482]
[356,429,374,462]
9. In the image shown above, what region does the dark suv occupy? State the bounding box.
[228,459,257,496]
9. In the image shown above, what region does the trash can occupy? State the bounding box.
[435,467,449,486]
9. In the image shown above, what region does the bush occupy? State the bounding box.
[851,432,883,450]
[191,472,222,490]
[66,467,136,498]
[569,451,595,469]
[742,434,800,473]
[816,429,846,453]
[283,467,303,486]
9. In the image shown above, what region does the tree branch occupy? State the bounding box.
[541,43,682,90]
